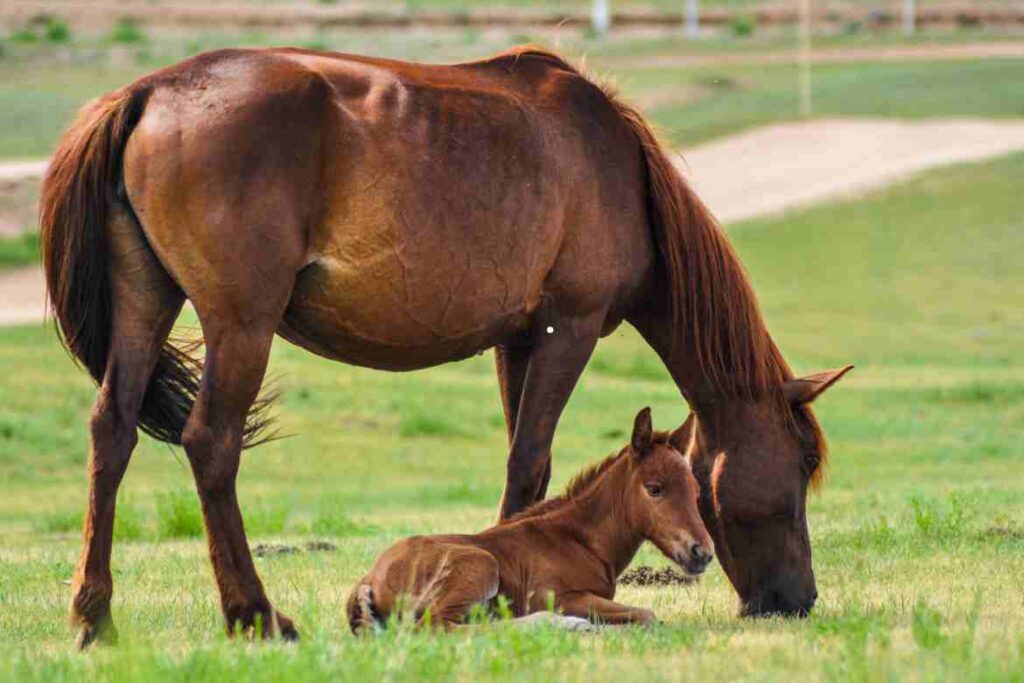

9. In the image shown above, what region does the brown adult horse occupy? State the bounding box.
[347,408,713,632]
[40,45,852,646]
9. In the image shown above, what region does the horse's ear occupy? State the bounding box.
[631,407,653,456]
[784,365,854,406]
[668,413,696,453]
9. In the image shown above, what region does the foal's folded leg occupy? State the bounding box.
[558,592,658,626]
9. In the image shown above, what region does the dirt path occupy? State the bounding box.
[605,41,1024,69]
[4,116,1024,327]
[679,117,1024,224]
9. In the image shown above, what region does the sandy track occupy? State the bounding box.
[4,117,1024,327]
[679,117,1024,224]
[606,41,1024,69]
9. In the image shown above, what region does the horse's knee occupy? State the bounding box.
[88,393,137,474]
[182,420,239,495]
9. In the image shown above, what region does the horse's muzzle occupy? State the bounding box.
[741,583,817,618]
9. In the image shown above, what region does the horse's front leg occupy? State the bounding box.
[496,313,603,520]
[181,321,297,640]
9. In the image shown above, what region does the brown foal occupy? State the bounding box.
[346,409,713,632]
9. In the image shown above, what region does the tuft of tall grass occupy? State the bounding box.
[155,489,203,539]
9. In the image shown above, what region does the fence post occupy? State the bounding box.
[902,0,916,35]
[592,0,611,34]
[798,0,812,117]
[685,0,699,38]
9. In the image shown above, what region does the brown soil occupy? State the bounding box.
[4,1,1022,30]
[251,540,339,557]
[619,565,699,587]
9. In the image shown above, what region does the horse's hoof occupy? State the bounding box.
[275,612,300,642]
[235,609,299,641]
[74,618,118,650]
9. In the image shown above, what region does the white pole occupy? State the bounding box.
[592,0,611,34]
[685,0,699,39]
[798,0,812,117]
[902,0,916,35]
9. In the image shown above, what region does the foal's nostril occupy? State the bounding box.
[690,542,713,566]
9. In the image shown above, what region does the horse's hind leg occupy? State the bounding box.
[177,252,301,638]
[71,207,184,648]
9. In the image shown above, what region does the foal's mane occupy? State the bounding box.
[504,432,674,524]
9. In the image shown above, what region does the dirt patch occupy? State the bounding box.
[252,540,339,557]
[978,525,1024,542]
[5,2,1023,30]
[680,118,1024,224]
[619,565,699,587]
[609,41,1024,71]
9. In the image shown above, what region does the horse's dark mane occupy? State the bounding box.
[488,47,828,476]
[494,47,793,398]
[504,432,675,524]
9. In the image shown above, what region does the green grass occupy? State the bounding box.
[616,57,1024,145]
[1,144,1023,677]
[1,29,1023,157]
[0,232,38,269]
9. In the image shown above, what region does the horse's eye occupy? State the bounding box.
[645,483,663,498]
[803,454,821,475]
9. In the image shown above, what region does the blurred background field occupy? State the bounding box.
[0,2,1022,679]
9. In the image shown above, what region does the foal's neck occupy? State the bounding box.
[556,459,644,579]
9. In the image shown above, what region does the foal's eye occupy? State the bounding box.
[645,483,663,498]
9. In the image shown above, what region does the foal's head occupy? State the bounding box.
[624,408,714,575]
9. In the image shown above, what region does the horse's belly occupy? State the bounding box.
[281,248,535,370]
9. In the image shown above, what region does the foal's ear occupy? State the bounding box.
[668,413,696,453]
[784,365,854,406]
[631,407,653,456]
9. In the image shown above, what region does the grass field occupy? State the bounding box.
[2,29,1024,159]
[1,142,1022,679]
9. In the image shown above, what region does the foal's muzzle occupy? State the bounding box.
[676,541,714,576]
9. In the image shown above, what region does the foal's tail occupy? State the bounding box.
[39,86,271,446]
[346,584,379,635]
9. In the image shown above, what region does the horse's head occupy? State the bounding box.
[626,407,714,576]
[676,366,853,617]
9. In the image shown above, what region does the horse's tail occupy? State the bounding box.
[610,98,790,398]
[346,584,379,635]
[39,86,273,446]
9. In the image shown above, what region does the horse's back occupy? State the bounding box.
[123,48,652,365]
[280,49,651,366]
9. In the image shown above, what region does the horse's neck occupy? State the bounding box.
[559,463,644,579]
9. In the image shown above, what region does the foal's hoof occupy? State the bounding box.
[513,612,598,632]
[74,617,118,650]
